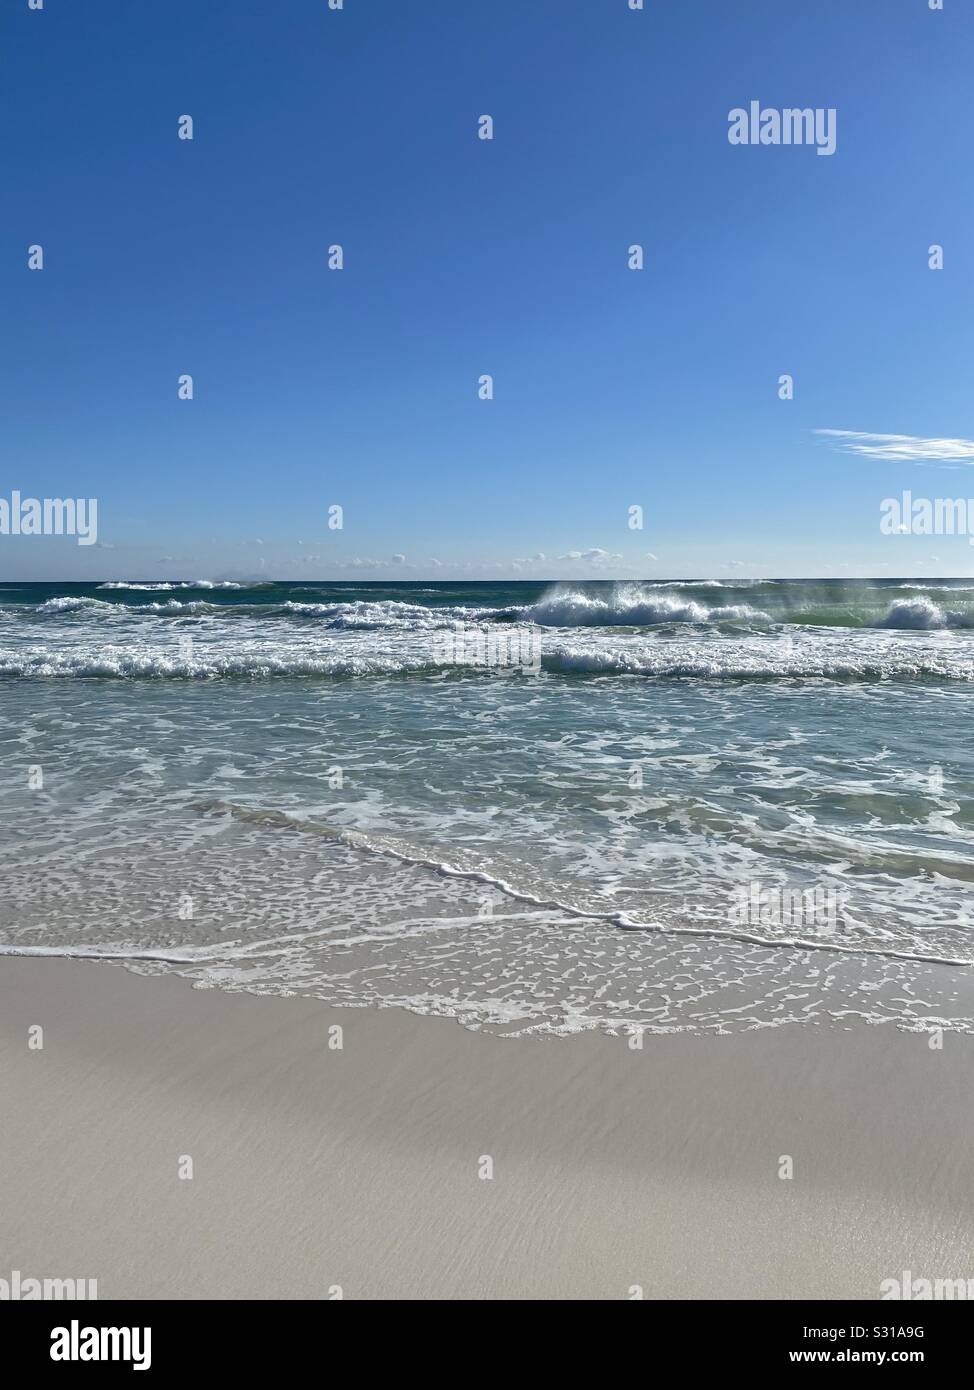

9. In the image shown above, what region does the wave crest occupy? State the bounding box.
[877,596,974,630]
[520,584,769,626]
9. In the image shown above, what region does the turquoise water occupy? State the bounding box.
[1,578,973,1034]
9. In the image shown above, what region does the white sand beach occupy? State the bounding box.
[2,958,973,1300]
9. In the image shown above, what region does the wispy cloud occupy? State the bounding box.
[816,429,974,464]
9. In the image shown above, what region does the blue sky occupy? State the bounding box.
[3,0,972,580]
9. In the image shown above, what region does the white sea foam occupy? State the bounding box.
[876,596,974,630]
[519,584,769,626]
[97,580,250,590]
[4,794,972,1038]
[542,643,974,680]
[2,628,974,680]
[280,599,510,628]
[35,596,105,614]
[34,596,223,617]
[179,800,974,969]
[17,585,974,645]
[895,583,974,592]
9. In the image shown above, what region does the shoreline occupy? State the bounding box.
[3,958,974,1299]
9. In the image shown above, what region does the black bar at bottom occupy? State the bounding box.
[1,1297,963,1375]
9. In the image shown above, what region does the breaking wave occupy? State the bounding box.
[875,596,974,630]
[2,636,973,681]
[97,580,254,591]
[519,586,769,626]
[1,581,972,684]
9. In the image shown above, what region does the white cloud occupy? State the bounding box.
[336,555,416,571]
[556,547,622,565]
[816,429,974,464]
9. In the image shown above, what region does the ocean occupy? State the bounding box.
[1,577,973,1036]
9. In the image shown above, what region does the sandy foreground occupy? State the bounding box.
[1,957,973,1300]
